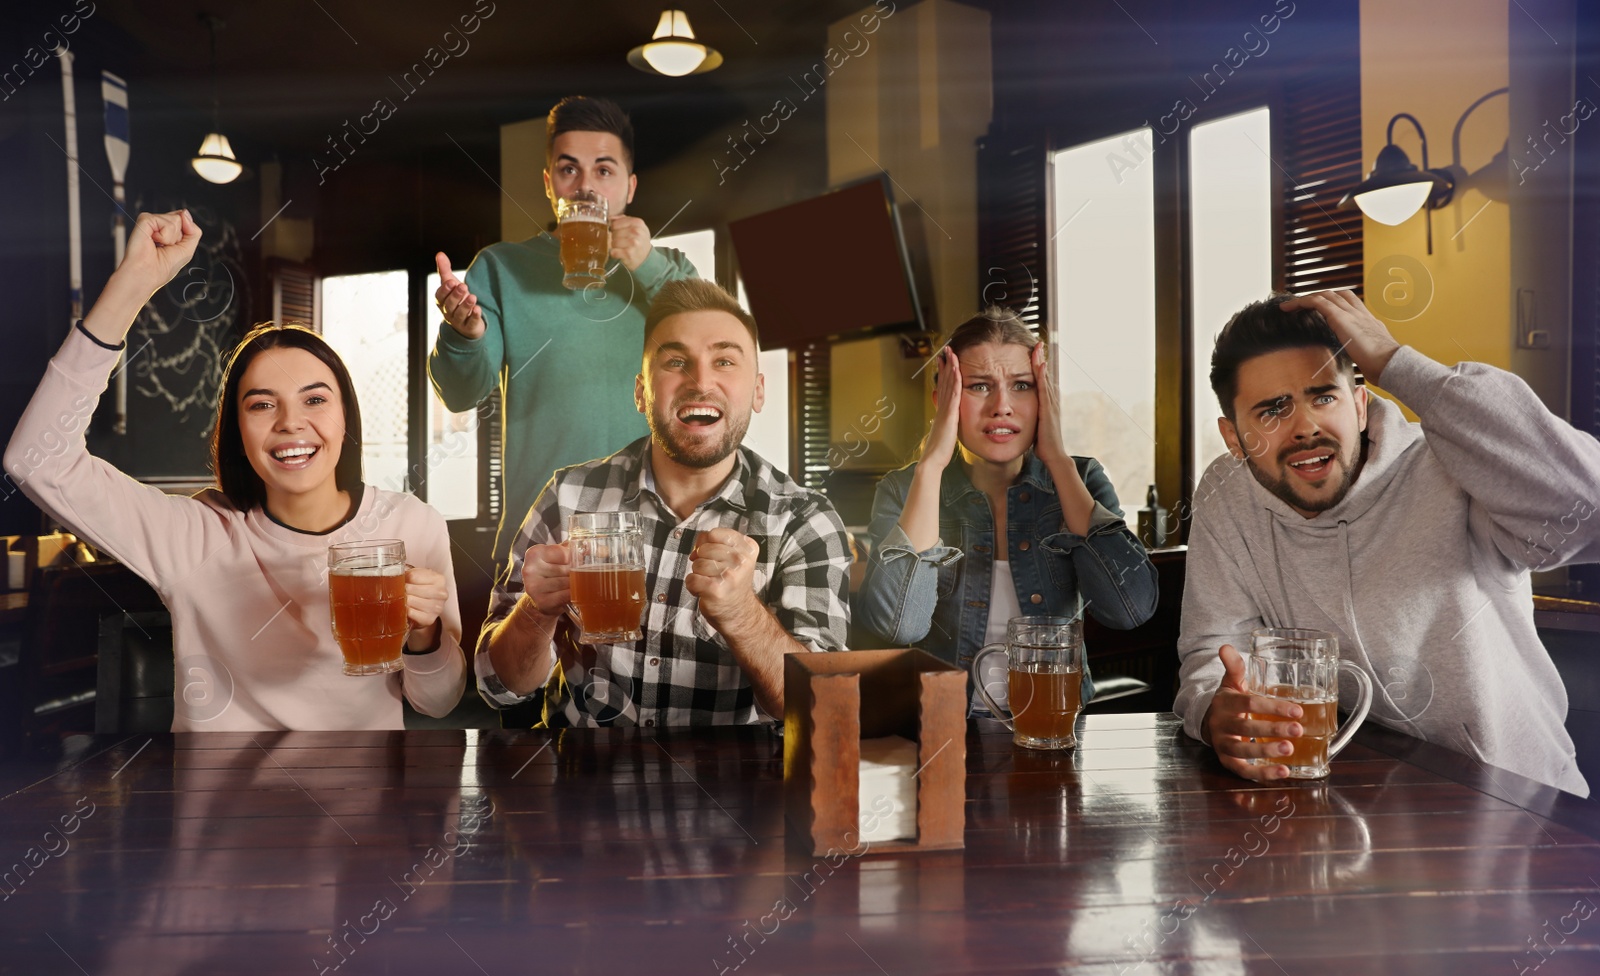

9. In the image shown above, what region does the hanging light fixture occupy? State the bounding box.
[1341,113,1454,254]
[192,13,241,184]
[628,10,723,77]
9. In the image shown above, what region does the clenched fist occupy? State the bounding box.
[118,210,203,295]
[685,527,762,628]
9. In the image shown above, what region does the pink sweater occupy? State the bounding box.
[4,330,467,731]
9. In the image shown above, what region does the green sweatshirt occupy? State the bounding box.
[427,233,697,571]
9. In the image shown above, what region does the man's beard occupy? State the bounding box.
[648,394,751,469]
[1243,436,1362,515]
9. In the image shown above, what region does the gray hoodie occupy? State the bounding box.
[1175,345,1600,796]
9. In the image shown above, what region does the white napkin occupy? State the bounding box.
[858,735,919,843]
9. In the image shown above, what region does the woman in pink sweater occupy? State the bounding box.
[4,210,466,731]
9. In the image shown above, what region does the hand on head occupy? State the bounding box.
[1202,643,1304,782]
[434,252,486,340]
[922,346,962,470]
[1279,289,1400,385]
[1030,340,1069,465]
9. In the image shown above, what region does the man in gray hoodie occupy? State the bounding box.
[1175,289,1598,796]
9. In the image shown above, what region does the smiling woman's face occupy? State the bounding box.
[954,340,1038,468]
[236,346,346,506]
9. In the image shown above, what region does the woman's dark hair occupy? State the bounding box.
[1209,294,1357,421]
[547,95,635,170]
[211,323,363,512]
[934,306,1038,384]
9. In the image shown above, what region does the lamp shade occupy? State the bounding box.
[1354,183,1433,226]
[629,9,722,76]
[192,132,242,184]
[643,39,706,76]
[1344,142,1449,225]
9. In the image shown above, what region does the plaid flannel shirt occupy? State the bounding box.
[476,436,851,727]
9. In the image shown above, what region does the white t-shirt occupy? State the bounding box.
[973,560,1023,713]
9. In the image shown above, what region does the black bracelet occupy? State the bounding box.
[75,319,127,352]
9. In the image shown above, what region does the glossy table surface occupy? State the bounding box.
[1,714,1598,975]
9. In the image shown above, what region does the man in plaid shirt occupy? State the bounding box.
[475,279,852,726]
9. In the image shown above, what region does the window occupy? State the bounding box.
[982,58,1363,532]
[655,229,716,284]
[422,269,481,520]
[320,271,410,498]
[321,270,478,520]
[1049,128,1158,524]
[1189,107,1273,479]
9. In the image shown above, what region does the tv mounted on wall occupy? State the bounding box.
[729,173,926,349]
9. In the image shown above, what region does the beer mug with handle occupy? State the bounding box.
[971,615,1084,750]
[328,540,408,676]
[568,512,646,644]
[556,190,610,290]
[1246,628,1373,778]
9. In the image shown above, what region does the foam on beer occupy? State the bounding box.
[332,556,405,576]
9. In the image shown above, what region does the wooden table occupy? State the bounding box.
[1,714,1598,974]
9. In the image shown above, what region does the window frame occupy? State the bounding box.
[1040,83,1290,540]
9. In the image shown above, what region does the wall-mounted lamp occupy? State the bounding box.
[191,13,241,184]
[1342,113,1454,254]
[627,10,722,77]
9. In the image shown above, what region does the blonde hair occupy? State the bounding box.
[935,307,1037,383]
[643,279,760,355]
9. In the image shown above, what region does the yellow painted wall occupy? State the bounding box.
[1360,0,1511,411]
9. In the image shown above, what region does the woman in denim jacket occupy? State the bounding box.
[856,308,1159,713]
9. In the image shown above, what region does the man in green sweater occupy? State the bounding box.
[429,96,699,577]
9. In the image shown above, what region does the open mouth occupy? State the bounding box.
[984,425,1020,442]
[270,443,320,470]
[1286,451,1334,480]
[676,404,724,429]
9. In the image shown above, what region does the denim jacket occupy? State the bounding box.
[855,454,1159,704]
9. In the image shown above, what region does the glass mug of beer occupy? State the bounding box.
[971,615,1084,750]
[328,540,409,676]
[568,512,646,644]
[1247,628,1373,778]
[556,190,610,290]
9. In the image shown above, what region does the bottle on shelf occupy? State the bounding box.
[1137,484,1168,549]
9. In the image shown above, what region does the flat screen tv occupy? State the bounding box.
[729,174,925,348]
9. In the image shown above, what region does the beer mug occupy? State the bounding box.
[971,615,1084,750]
[1247,628,1373,778]
[568,512,646,644]
[556,190,610,290]
[328,540,408,676]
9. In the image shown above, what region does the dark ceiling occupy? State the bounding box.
[83,0,885,174]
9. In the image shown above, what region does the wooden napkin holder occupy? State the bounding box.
[783,649,967,856]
